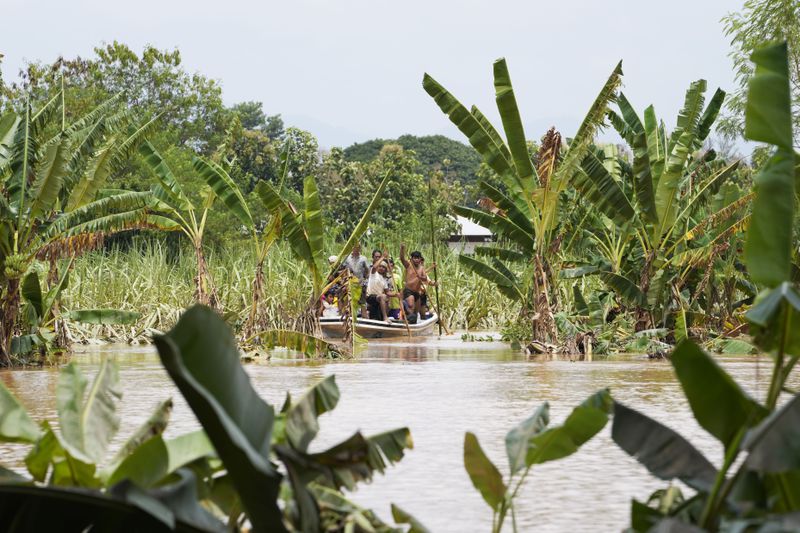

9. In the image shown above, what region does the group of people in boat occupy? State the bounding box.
[321,243,437,324]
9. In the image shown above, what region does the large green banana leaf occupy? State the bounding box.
[654,80,707,236]
[470,105,513,163]
[613,94,658,224]
[139,141,193,212]
[458,254,522,301]
[303,175,325,277]
[477,179,534,234]
[552,61,623,193]
[694,88,726,148]
[493,58,536,197]
[57,359,122,464]
[192,156,253,229]
[744,42,794,288]
[256,181,315,277]
[600,271,646,306]
[154,306,286,532]
[28,135,69,220]
[44,191,152,238]
[422,73,514,180]
[575,151,635,225]
[643,106,666,182]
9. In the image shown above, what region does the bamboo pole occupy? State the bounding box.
[428,176,444,336]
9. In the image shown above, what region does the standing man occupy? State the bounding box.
[399,243,437,321]
[344,243,370,318]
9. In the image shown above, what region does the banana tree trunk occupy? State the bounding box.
[242,260,267,342]
[193,243,219,311]
[531,254,558,344]
[634,251,656,332]
[48,259,71,350]
[0,278,21,365]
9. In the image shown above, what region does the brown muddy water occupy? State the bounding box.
[0,336,792,532]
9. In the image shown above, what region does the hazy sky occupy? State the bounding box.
[3,0,746,148]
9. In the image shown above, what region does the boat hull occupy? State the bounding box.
[320,313,438,339]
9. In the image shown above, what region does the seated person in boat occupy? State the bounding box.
[365,260,398,322]
[344,243,370,317]
[386,257,402,320]
[400,243,437,321]
[321,290,340,318]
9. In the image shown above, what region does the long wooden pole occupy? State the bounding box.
[428,176,444,336]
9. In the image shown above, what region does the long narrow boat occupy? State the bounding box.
[320,313,439,339]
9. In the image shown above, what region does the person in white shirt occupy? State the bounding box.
[365,260,398,322]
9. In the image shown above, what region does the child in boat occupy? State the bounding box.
[321,290,340,318]
[399,243,437,321]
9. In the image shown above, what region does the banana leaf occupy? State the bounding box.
[154,306,285,532]
[28,135,69,220]
[139,141,193,212]
[192,156,253,230]
[458,254,523,301]
[616,94,658,225]
[463,432,505,511]
[493,58,536,195]
[325,171,392,287]
[655,80,707,236]
[575,151,635,225]
[422,73,514,180]
[612,402,717,492]
[744,43,795,288]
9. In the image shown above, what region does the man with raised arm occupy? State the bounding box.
[399,243,437,321]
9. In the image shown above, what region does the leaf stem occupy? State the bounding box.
[698,428,745,529]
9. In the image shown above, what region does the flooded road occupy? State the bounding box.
[0,336,786,532]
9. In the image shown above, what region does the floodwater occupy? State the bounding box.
[0,336,790,532]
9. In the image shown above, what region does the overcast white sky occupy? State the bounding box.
[3,0,745,148]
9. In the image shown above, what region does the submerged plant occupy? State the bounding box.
[463,389,612,532]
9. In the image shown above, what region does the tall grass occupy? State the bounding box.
[62,238,517,343]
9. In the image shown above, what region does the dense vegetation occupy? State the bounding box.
[0,0,799,529]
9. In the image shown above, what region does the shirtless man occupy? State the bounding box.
[399,243,437,317]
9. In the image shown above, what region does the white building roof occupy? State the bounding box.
[454,215,493,237]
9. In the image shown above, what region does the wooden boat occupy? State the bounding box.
[319,313,439,339]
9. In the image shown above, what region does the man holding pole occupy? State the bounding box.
[399,243,437,322]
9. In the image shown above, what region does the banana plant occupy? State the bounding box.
[611,43,800,531]
[0,91,174,363]
[568,79,748,333]
[154,305,418,531]
[139,141,255,311]
[424,57,623,344]
[196,140,292,340]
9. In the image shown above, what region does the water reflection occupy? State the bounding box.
[0,339,794,533]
